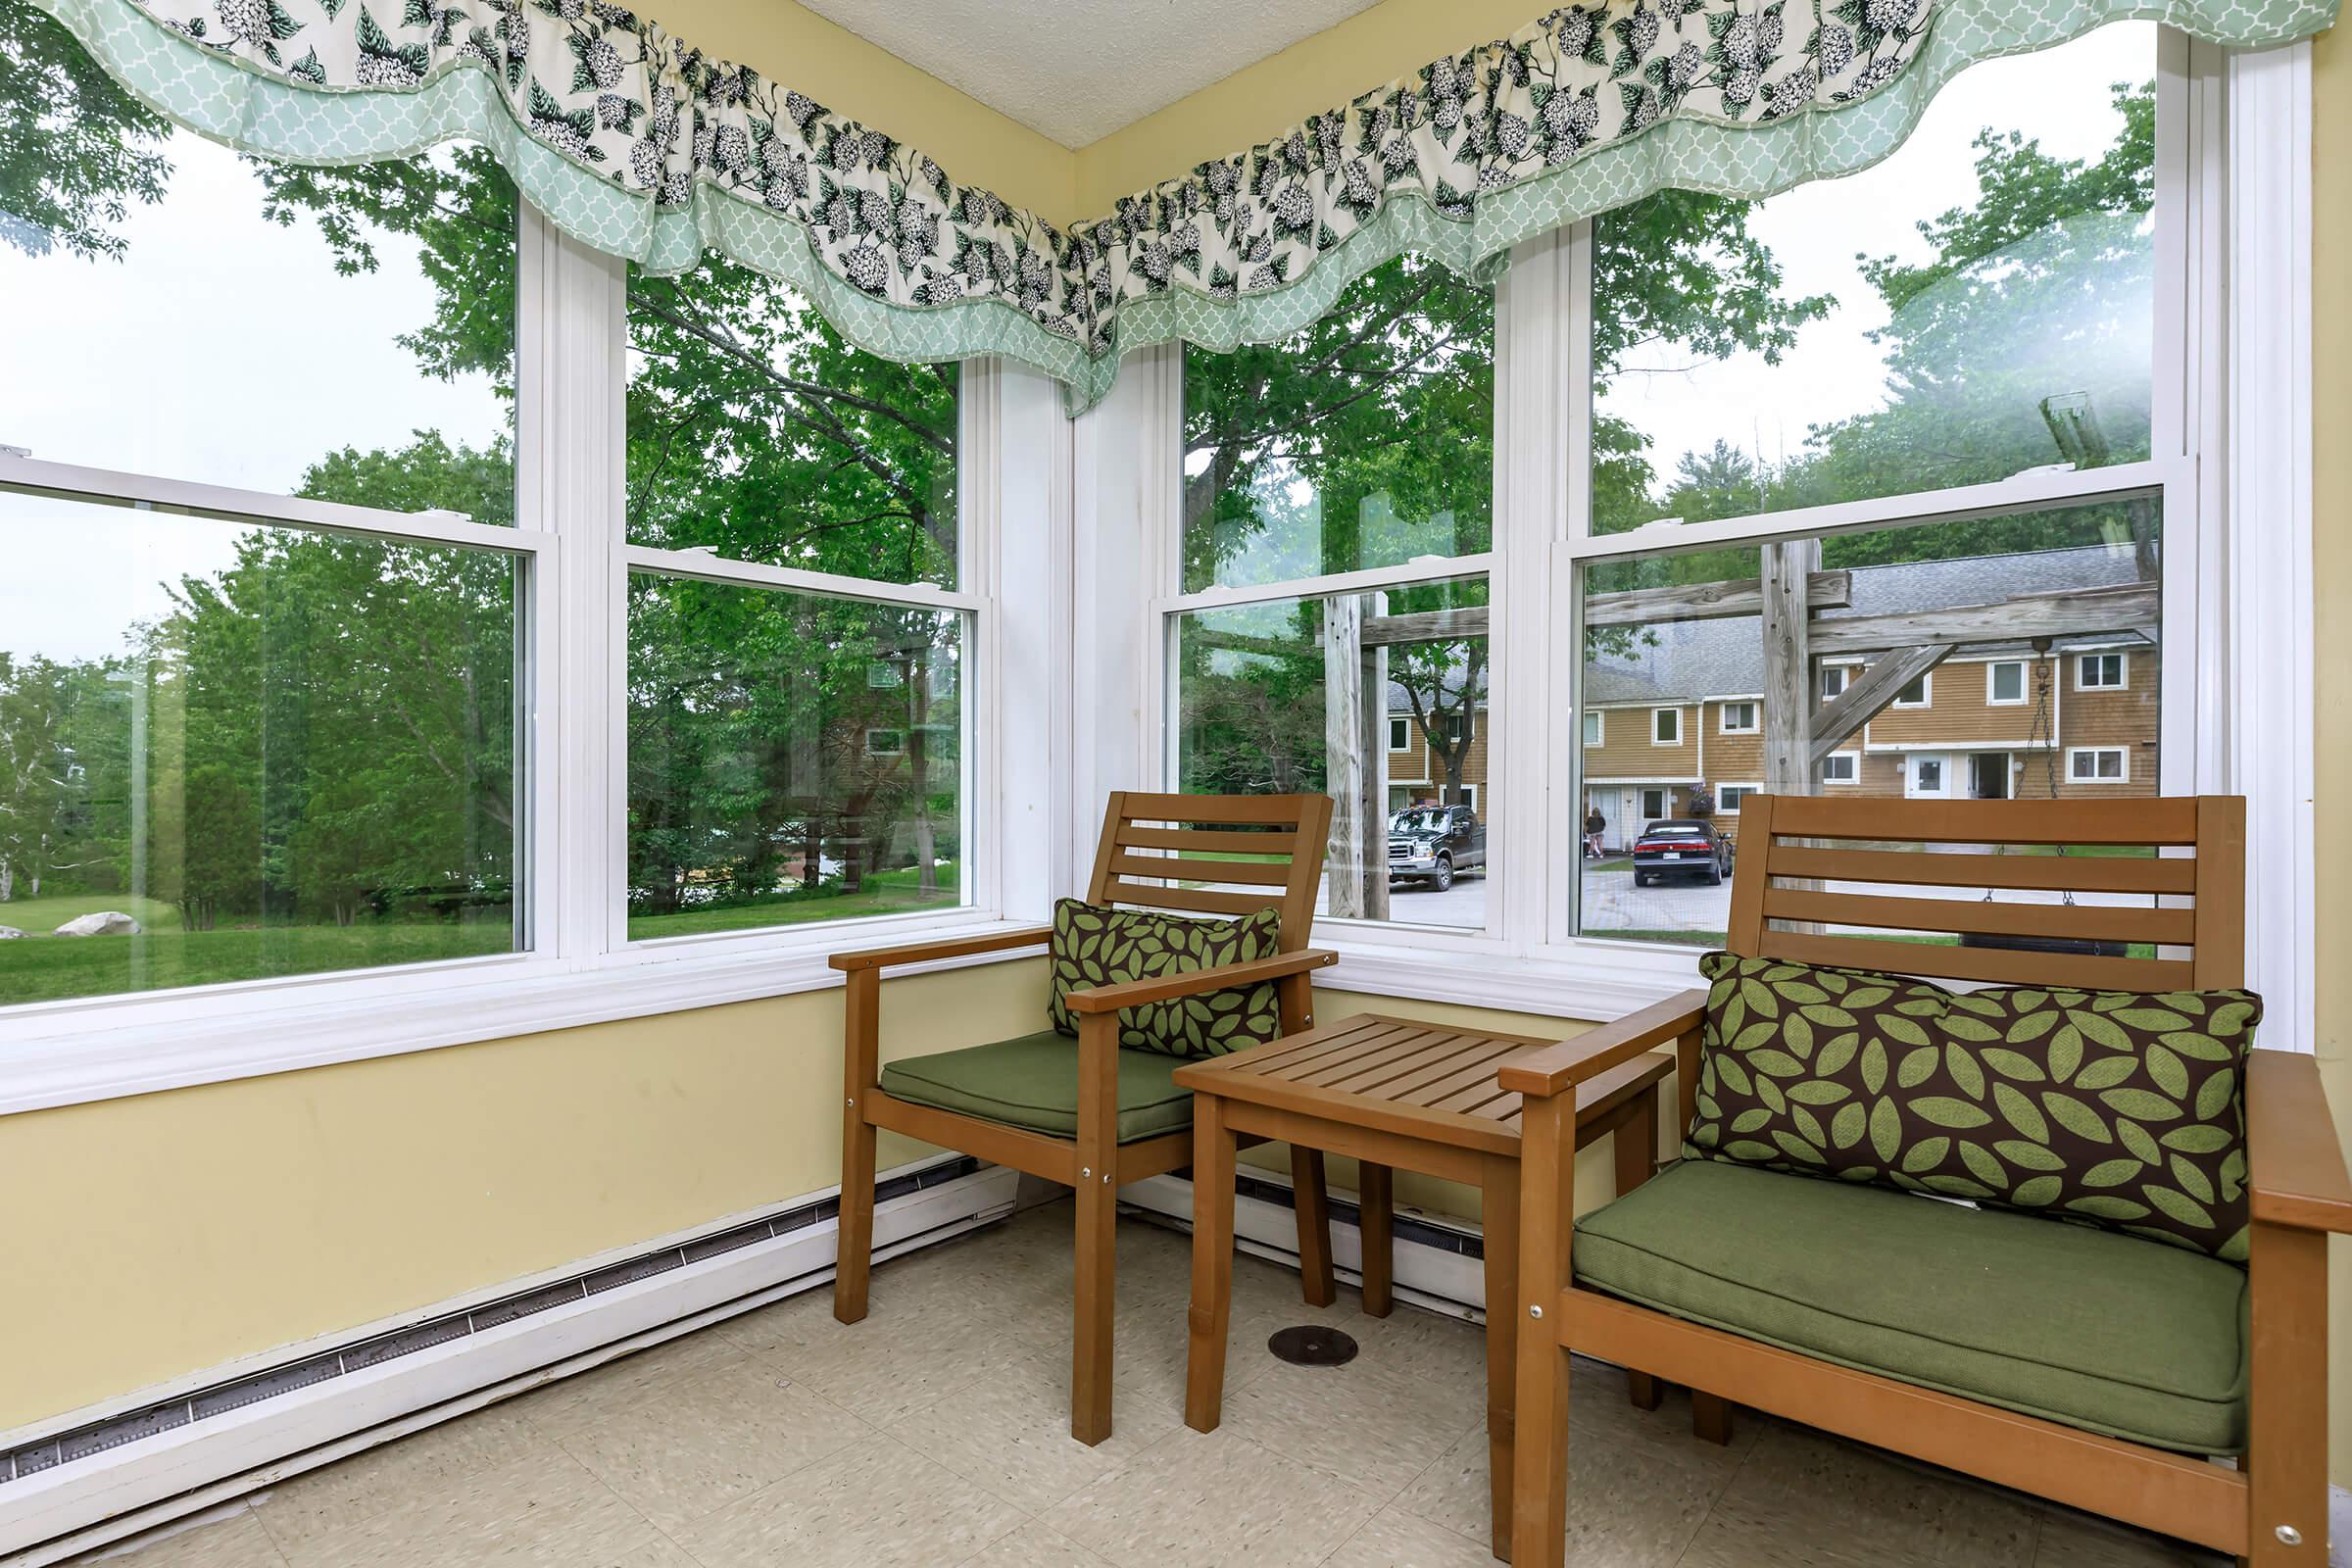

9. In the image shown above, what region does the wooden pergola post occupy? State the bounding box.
[1322,592,1389,920]
[1760,538,1819,799]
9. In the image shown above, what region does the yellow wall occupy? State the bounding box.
[2310,22,2352,1490]
[640,0,1076,221]
[0,958,1044,1435]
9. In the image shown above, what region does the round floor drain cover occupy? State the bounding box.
[1267,1325,1358,1367]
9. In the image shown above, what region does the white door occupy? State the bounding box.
[1905,753,1951,799]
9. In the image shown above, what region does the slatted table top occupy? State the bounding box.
[1173,1012,1674,1159]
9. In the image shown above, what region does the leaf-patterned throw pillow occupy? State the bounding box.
[1047,898,1286,1058]
[1685,953,2264,1260]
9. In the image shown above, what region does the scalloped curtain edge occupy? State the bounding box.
[28,0,2339,418]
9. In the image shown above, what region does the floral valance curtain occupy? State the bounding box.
[32,0,2340,413]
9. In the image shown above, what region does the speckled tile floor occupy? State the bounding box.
[75,1201,2227,1568]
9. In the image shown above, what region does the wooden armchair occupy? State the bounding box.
[1502,795,2352,1567]
[829,790,1339,1445]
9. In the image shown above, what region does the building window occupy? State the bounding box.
[1640,788,1669,820]
[1822,752,1860,785]
[1389,715,1413,752]
[1175,255,1494,932]
[1652,708,1681,745]
[1582,710,1603,747]
[1893,674,1933,709]
[2078,651,2130,690]
[1719,701,1759,734]
[2069,746,2130,782]
[625,274,968,941]
[1718,783,1759,812]
[1821,665,1849,702]
[1987,661,2028,705]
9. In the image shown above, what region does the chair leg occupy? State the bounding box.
[1358,1161,1395,1319]
[1482,1153,1522,1562]
[2245,1221,2328,1565]
[1293,1146,1337,1307]
[1692,1391,1736,1446]
[1071,1014,1118,1446]
[834,969,879,1325]
[1185,1094,1237,1433]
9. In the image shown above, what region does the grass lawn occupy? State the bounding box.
[0,891,180,937]
[626,862,961,942]
[0,918,513,1005]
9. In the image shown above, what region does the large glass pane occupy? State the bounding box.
[1173,576,1490,930]
[0,0,517,500]
[627,575,964,939]
[1577,501,2161,945]
[1182,255,1494,593]
[1591,24,2156,534]
[625,266,958,588]
[0,491,520,1005]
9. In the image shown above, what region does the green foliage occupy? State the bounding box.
[0,0,171,260]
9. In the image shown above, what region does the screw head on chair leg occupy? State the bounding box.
[2276,1526,2304,1546]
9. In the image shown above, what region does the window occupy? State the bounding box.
[1718,784,1759,812]
[1651,709,1681,745]
[1987,661,2029,705]
[2070,746,2131,782]
[1175,254,1494,932]
[1582,710,1603,747]
[1640,788,1668,821]
[0,31,527,1007]
[624,278,970,941]
[1389,716,1414,752]
[2079,652,2130,690]
[1894,675,1933,709]
[1823,752,1860,785]
[1719,701,1759,735]
[1821,665,1849,702]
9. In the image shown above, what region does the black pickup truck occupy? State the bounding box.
[1387,804,1486,892]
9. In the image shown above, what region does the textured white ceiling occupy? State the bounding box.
[795,0,1386,150]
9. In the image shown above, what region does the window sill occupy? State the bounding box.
[1306,925,1699,1021]
[0,910,1046,1116]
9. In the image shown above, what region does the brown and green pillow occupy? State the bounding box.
[1685,952,2264,1260]
[1047,898,1285,1058]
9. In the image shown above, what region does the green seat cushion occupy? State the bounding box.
[1576,1159,2251,1454]
[880,1030,1195,1144]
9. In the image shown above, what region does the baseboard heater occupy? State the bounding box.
[1120,1168,1493,1321]
[0,1155,1015,1565]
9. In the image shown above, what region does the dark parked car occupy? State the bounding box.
[1631,818,1734,886]
[1388,804,1486,891]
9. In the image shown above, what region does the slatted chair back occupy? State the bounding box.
[1725,794,2244,992]
[1084,791,1335,951]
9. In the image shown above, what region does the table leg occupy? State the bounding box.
[1358,1161,1394,1319]
[1293,1146,1336,1307]
[1483,1152,1522,1563]
[1186,1094,1237,1433]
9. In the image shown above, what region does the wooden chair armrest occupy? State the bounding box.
[1062,949,1340,1014]
[1494,989,1710,1100]
[2248,1047,2352,1233]
[827,925,1054,973]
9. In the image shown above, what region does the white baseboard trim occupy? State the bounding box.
[3,1162,1016,1565]
[1119,1170,1489,1323]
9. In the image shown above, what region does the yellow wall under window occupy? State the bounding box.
[4,0,2350,1499]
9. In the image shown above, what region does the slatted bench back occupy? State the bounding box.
[1085,790,1335,951]
[1726,794,2245,992]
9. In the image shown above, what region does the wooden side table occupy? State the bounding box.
[1174,1012,1674,1562]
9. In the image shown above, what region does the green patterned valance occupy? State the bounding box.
[29,0,2341,414]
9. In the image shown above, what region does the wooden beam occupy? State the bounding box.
[1360,606,1489,647]
[1321,592,1388,921]
[1807,583,2160,655]
[1809,644,1956,766]
[1583,570,1850,629]
[1759,540,1817,797]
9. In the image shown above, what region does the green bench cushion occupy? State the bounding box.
[1575,1159,2251,1454]
[880,1030,1195,1144]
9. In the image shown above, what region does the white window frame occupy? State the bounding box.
[1820,664,1850,701]
[0,216,1062,1113]
[1718,700,1760,735]
[1892,673,1934,709]
[1986,660,2030,706]
[1582,710,1603,746]
[2078,650,2131,690]
[1651,707,1681,745]
[1822,751,1861,785]
[2069,745,2132,782]
[1640,788,1669,822]
[1716,782,1761,813]
[1388,715,1414,752]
